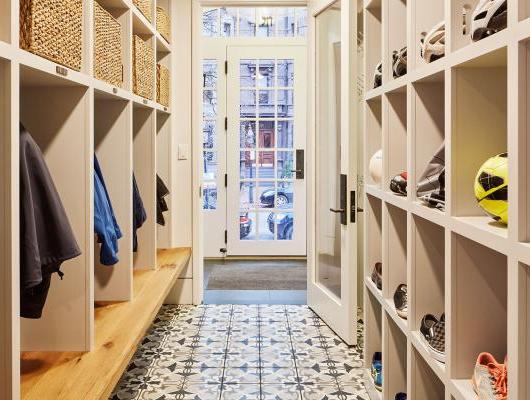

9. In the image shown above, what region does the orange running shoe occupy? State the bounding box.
[472,352,507,400]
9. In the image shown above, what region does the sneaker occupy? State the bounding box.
[395,394,407,400]
[472,353,507,400]
[371,352,382,391]
[393,284,407,319]
[371,262,382,290]
[420,314,445,363]
[390,172,408,195]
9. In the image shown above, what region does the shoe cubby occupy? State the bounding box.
[382,204,407,309]
[365,194,383,290]
[383,89,407,197]
[133,106,157,270]
[94,96,133,302]
[19,66,92,351]
[410,346,445,400]
[411,72,445,210]
[383,0,407,81]
[410,0,446,69]
[365,97,383,188]
[364,0,382,91]
[364,289,383,393]
[382,313,407,400]
[449,234,507,394]
[156,111,171,248]
[451,48,507,235]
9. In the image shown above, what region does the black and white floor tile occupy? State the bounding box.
[111,305,368,400]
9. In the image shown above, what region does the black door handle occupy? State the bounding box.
[330,208,345,213]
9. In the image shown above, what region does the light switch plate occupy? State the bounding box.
[178,144,189,160]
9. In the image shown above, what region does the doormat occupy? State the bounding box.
[206,261,307,290]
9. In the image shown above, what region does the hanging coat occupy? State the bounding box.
[132,174,147,252]
[94,155,122,265]
[156,175,169,226]
[20,124,81,319]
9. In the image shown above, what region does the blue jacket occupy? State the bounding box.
[94,156,122,265]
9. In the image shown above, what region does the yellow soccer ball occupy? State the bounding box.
[474,153,508,224]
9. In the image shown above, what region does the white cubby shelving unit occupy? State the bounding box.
[0,0,180,398]
[363,1,529,399]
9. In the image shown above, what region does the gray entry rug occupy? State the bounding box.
[206,261,307,290]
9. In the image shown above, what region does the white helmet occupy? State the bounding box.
[373,62,382,88]
[420,21,445,63]
[392,47,407,78]
[471,0,507,41]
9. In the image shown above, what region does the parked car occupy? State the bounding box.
[240,212,252,239]
[267,212,293,240]
[260,187,293,208]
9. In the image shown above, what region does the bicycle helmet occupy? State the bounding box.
[373,62,382,88]
[471,0,507,42]
[392,47,407,78]
[421,21,445,63]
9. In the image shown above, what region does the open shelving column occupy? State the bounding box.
[362,0,530,399]
[0,0,182,398]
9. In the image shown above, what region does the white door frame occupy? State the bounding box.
[191,1,309,304]
[306,0,359,345]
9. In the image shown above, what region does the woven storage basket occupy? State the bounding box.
[156,6,171,43]
[133,35,154,100]
[94,2,123,87]
[20,0,83,71]
[133,0,153,23]
[157,64,170,107]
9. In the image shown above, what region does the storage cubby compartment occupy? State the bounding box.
[411,215,444,330]
[0,0,11,44]
[366,97,383,188]
[156,45,171,108]
[156,111,171,248]
[383,313,407,399]
[450,234,507,394]
[133,105,156,269]
[452,49,507,234]
[518,42,530,243]
[412,73,445,210]
[19,66,92,351]
[94,96,133,302]
[410,347,445,400]
[94,0,131,90]
[385,0,407,81]
[521,0,530,21]
[384,89,407,196]
[451,0,507,51]
[365,0,382,90]
[411,0,445,68]
[364,289,383,391]
[365,194,383,289]
[383,204,407,304]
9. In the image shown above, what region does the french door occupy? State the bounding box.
[226,46,307,256]
[307,0,358,345]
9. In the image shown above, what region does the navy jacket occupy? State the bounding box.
[94,156,122,265]
[133,174,147,252]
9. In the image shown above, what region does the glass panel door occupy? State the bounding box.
[227,46,306,256]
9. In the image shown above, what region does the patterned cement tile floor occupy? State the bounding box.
[111,304,369,400]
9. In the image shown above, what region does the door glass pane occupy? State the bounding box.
[202,8,219,37]
[277,181,294,209]
[240,150,256,179]
[277,151,294,179]
[258,151,275,178]
[257,181,275,208]
[203,120,216,149]
[240,211,256,240]
[257,8,276,37]
[258,90,275,118]
[277,120,294,148]
[203,60,218,88]
[258,121,275,148]
[296,8,308,37]
[240,121,256,148]
[203,151,218,180]
[258,60,275,88]
[277,59,294,87]
[277,89,294,118]
[240,90,256,117]
[315,4,342,298]
[277,8,295,37]
[258,212,275,240]
[275,212,293,240]
[203,90,217,118]
[240,60,257,87]
[220,7,237,37]
[203,182,218,210]
[240,181,256,209]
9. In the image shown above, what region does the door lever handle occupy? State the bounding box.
[330,208,345,213]
[291,169,303,173]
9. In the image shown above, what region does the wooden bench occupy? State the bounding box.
[21,247,191,400]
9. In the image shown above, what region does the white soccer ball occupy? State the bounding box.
[369,149,383,184]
